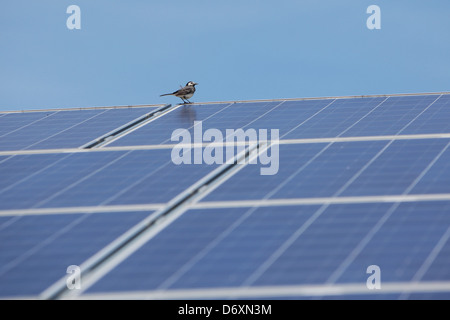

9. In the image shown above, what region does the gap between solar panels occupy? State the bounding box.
[40,141,271,300]
[80,104,174,149]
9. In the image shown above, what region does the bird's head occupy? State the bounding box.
[186,81,198,87]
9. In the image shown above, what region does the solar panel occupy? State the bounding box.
[0,107,160,151]
[0,112,57,137]
[0,211,152,297]
[1,93,450,300]
[201,139,450,202]
[107,102,281,146]
[106,94,450,148]
[84,201,450,299]
[0,149,220,210]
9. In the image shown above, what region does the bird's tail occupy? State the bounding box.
[160,93,173,97]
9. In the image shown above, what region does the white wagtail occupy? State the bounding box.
[160,81,198,104]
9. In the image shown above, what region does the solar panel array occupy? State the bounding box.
[1,94,450,300]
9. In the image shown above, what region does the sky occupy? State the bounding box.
[1,0,449,111]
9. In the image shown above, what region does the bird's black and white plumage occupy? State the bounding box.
[160,81,198,104]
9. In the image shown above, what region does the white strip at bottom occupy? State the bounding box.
[78,281,450,300]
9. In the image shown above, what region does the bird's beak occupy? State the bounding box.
[194,82,198,85]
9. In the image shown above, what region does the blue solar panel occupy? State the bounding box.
[0,149,220,210]
[201,139,449,202]
[0,107,157,151]
[0,111,57,137]
[0,153,64,192]
[341,139,450,196]
[400,94,450,135]
[410,144,450,195]
[107,94,450,148]
[0,211,151,297]
[1,93,450,300]
[280,97,387,139]
[109,102,283,146]
[336,201,450,284]
[86,201,450,295]
[279,94,448,139]
[337,95,444,137]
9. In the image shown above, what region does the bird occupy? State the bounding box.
[160,81,198,104]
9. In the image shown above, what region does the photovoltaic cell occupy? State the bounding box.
[0,211,151,297]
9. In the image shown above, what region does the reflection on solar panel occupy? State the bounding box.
[1,93,450,300]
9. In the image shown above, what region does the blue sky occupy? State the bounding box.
[1,0,449,110]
